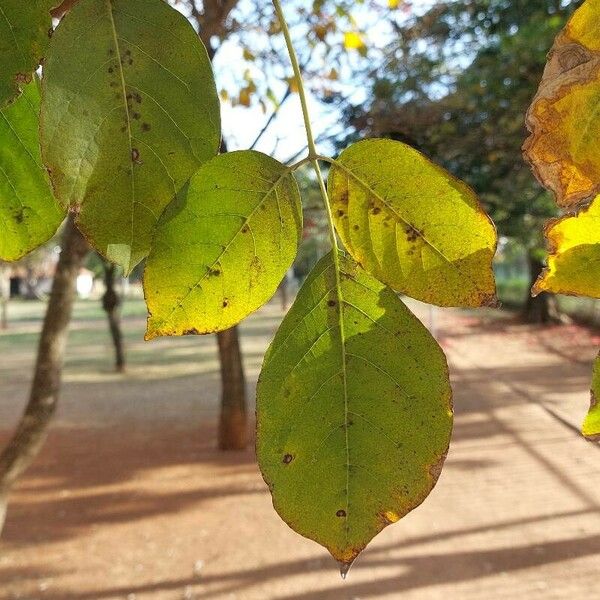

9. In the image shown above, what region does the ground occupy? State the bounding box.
[1,297,599,599]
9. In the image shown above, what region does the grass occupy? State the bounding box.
[0,296,284,386]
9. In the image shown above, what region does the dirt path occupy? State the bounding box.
[1,303,599,599]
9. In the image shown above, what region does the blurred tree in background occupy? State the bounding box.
[343,0,579,322]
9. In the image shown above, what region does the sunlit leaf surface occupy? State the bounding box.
[40,0,220,273]
[0,81,65,261]
[534,195,600,298]
[257,251,453,567]
[144,151,302,338]
[328,139,497,307]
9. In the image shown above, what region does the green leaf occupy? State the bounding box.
[583,353,600,441]
[144,150,302,339]
[328,139,497,307]
[40,0,221,274]
[533,195,600,298]
[257,251,453,567]
[0,0,55,107]
[0,80,65,261]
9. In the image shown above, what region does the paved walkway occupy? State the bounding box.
[1,303,599,599]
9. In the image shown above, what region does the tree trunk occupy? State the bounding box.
[0,265,9,330]
[217,327,248,450]
[523,254,559,324]
[212,132,248,450]
[102,261,126,372]
[187,1,248,451]
[0,215,88,532]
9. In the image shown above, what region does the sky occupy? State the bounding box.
[189,0,440,165]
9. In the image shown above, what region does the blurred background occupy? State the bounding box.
[2,0,600,598]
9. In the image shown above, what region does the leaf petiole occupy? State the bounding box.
[271,0,340,256]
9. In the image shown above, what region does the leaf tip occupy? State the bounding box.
[483,293,501,309]
[338,558,356,580]
[144,323,159,341]
[531,275,548,298]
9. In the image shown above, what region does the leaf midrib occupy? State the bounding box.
[333,258,350,550]
[106,0,136,273]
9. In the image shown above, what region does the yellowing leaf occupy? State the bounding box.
[144,151,302,339]
[343,31,366,51]
[257,252,452,568]
[40,0,221,274]
[239,87,252,106]
[524,0,600,207]
[533,195,600,298]
[0,0,55,107]
[328,139,497,307]
[314,24,328,41]
[286,76,299,93]
[0,81,65,261]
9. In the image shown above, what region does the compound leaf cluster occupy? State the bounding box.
[525,0,600,439]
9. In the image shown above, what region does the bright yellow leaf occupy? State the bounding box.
[343,31,366,51]
[533,194,600,298]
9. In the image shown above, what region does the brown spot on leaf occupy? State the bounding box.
[327,300,337,307]
[283,454,293,464]
[557,44,591,71]
[15,73,32,84]
[141,122,151,132]
[404,225,420,243]
[131,148,142,164]
[336,509,346,518]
